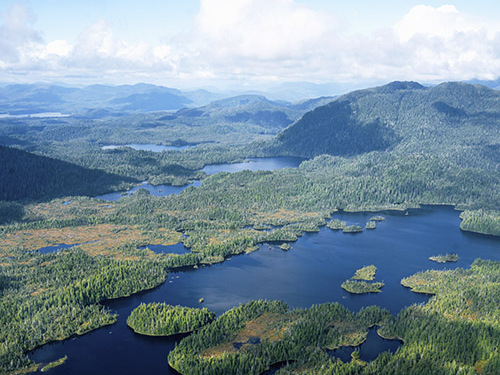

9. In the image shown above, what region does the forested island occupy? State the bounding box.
[127,303,215,336]
[341,266,384,294]
[1,81,500,374]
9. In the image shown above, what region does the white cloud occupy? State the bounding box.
[0,2,41,63]
[2,1,500,89]
[388,5,500,81]
[194,0,333,61]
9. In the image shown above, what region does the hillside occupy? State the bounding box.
[174,94,304,131]
[271,82,500,166]
[0,146,134,201]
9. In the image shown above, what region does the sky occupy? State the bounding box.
[1,0,500,91]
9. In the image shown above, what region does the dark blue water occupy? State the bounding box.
[29,206,500,374]
[102,144,195,152]
[330,326,402,362]
[95,181,201,201]
[139,243,190,255]
[202,157,305,175]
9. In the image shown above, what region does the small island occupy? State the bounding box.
[429,253,459,263]
[127,303,215,336]
[327,219,347,230]
[365,221,377,229]
[343,225,363,233]
[342,265,383,293]
[369,215,386,221]
[341,280,385,294]
[352,265,377,281]
[279,243,291,251]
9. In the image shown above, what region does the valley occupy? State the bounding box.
[1,81,500,374]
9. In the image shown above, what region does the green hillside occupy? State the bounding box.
[271,81,500,165]
[0,146,134,202]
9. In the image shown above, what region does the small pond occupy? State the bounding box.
[139,243,190,255]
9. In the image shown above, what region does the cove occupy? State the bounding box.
[330,326,402,363]
[29,206,500,375]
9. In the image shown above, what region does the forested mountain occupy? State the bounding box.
[0,146,133,201]
[174,94,307,131]
[271,81,500,162]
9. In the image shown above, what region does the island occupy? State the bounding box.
[127,303,215,336]
[279,243,291,251]
[342,225,364,233]
[327,219,347,230]
[341,280,385,294]
[365,221,377,229]
[429,253,459,263]
[352,265,377,281]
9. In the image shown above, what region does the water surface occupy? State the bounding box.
[95,181,201,201]
[30,206,500,374]
[202,157,305,175]
[330,326,402,363]
[139,243,190,255]
[94,156,303,201]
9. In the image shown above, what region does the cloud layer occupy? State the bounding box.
[1,1,500,87]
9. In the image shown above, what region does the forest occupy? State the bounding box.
[127,303,216,336]
[1,81,500,374]
[168,259,500,375]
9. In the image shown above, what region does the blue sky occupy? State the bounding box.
[1,0,500,90]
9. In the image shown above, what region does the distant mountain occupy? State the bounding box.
[0,81,346,116]
[173,95,300,131]
[0,83,221,115]
[0,146,135,201]
[271,81,500,161]
[261,81,383,101]
[465,78,500,90]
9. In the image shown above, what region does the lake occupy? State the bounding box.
[29,206,500,374]
[95,156,304,201]
[202,157,305,175]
